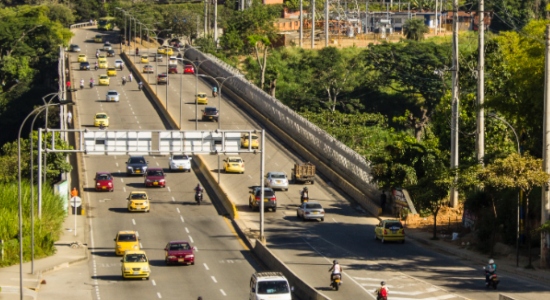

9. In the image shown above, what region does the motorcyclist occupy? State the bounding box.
[128,73,133,82]
[300,187,309,203]
[138,81,143,91]
[80,78,84,89]
[89,77,94,87]
[375,281,388,300]
[212,86,218,97]
[99,123,106,130]
[122,76,126,85]
[94,62,98,70]
[484,259,497,286]
[194,184,203,194]
[328,260,342,285]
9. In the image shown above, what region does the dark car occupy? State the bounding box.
[168,65,178,74]
[94,172,114,192]
[144,168,166,188]
[80,61,90,70]
[69,44,81,52]
[248,187,277,212]
[126,156,148,176]
[183,64,194,74]
[202,106,219,122]
[164,240,194,265]
[157,73,169,85]
[106,49,115,57]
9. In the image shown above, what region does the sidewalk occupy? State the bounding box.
[0,214,89,300]
[401,223,550,286]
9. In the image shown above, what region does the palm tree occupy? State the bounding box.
[403,18,429,41]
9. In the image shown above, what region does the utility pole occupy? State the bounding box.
[325,0,329,47]
[542,24,550,268]
[311,0,315,49]
[476,0,485,165]
[435,0,438,35]
[450,0,460,208]
[300,0,303,47]
[204,0,208,37]
[214,0,218,44]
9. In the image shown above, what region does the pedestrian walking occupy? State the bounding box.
[71,187,79,198]
[66,80,71,90]
[375,281,388,300]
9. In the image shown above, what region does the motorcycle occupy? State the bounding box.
[195,191,202,205]
[138,82,143,91]
[128,74,132,82]
[122,78,126,86]
[212,91,218,97]
[94,65,98,71]
[89,81,94,88]
[484,267,499,289]
[80,82,84,89]
[330,274,341,291]
[300,191,309,204]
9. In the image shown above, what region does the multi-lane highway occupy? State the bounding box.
[70,26,550,300]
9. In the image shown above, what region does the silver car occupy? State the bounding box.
[115,59,124,69]
[168,155,192,172]
[265,171,289,191]
[297,201,325,221]
[103,42,112,51]
[106,90,120,102]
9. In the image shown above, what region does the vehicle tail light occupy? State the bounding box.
[384,230,387,235]
[305,211,310,215]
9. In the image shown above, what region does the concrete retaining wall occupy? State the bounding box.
[254,241,330,300]
[499,294,518,300]
[185,48,381,216]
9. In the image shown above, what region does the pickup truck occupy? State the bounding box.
[291,162,315,184]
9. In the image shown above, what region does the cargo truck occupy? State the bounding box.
[291,162,315,184]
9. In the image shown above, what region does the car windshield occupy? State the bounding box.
[172,155,188,160]
[97,174,111,180]
[228,158,242,163]
[147,170,164,176]
[125,254,147,262]
[100,75,108,79]
[79,55,85,57]
[384,222,403,229]
[96,114,107,119]
[257,190,275,197]
[107,91,118,96]
[244,135,258,140]
[198,93,206,97]
[306,203,322,209]
[205,108,217,113]
[108,68,115,71]
[118,234,137,242]
[129,157,146,164]
[270,173,285,179]
[131,193,147,200]
[169,243,190,251]
[257,281,289,294]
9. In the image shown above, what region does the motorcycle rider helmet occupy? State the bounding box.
[333,260,338,264]
[488,259,494,264]
[381,281,386,286]
[304,187,308,191]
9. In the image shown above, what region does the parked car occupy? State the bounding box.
[126,156,148,175]
[106,90,120,102]
[121,250,150,280]
[374,219,405,243]
[127,191,150,212]
[265,172,289,191]
[297,201,325,221]
[114,230,140,256]
[168,155,192,172]
[201,106,219,122]
[223,156,244,173]
[144,168,166,188]
[248,187,277,212]
[94,172,114,192]
[164,241,195,265]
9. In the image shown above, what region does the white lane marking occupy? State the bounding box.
[388,287,439,296]
[188,235,194,243]
[194,246,199,252]
[120,178,124,182]
[132,219,136,225]
[332,218,337,223]
[180,216,184,222]
[156,162,159,166]
[248,175,252,179]
[211,276,217,283]
[220,289,226,296]
[123,187,126,192]
[172,196,175,202]
[157,292,162,298]
[152,279,156,286]
[185,227,189,233]
[176,207,180,213]
[83,153,101,300]
[167,187,171,192]
[203,263,209,270]
[116,163,119,167]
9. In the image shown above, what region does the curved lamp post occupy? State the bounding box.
[198,74,243,130]
[488,113,521,267]
[176,57,209,130]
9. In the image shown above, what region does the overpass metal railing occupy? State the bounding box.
[70,22,96,29]
[184,46,380,215]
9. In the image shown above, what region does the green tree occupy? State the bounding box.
[403,18,428,41]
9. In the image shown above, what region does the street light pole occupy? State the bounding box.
[40,92,60,218]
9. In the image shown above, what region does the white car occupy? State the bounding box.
[103,42,112,51]
[265,171,289,191]
[106,90,120,102]
[115,59,124,69]
[297,201,325,221]
[168,155,192,172]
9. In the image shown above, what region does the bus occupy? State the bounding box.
[98,17,116,31]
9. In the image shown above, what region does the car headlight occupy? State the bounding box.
[124,267,131,271]
[96,183,100,186]
[133,245,138,249]
[167,255,176,259]
[127,166,133,170]
[185,254,194,258]
[159,179,165,182]
[146,179,152,183]
[142,266,149,272]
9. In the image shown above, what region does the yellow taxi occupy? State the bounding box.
[77,54,87,62]
[157,46,174,56]
[98,55,106,60]
[241,133,259,149]
[196,92,208,105]
[98,74,110,86]
[114,230,140,256]
[374,219,405,243]
[94,34,103,43]
[121,250,150,280]
[94,112,109,127]
[98,59,108,69]
[127,191,150,212]
[106,67,117,77]
[223,156,245,174]
[140,55,149,63]
[165,47,174,56]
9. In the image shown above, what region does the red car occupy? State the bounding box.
[95,172,114,192]
[144,168,166,188]
[168,65,178,74]
[164,240,195,265]
[183,64,195,74]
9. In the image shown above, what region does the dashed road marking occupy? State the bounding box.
[176,207,180,213]
[180,216,184,222]
[157,292,162,298]
[152,279,156,286]
[211,276,217,283]
[185,227,189,233]
[203,263,209,270]
[132,219,136,225]
[189,235,194,243]
[220,289,226,296]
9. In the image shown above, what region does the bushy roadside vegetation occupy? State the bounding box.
[0,182,65,267]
